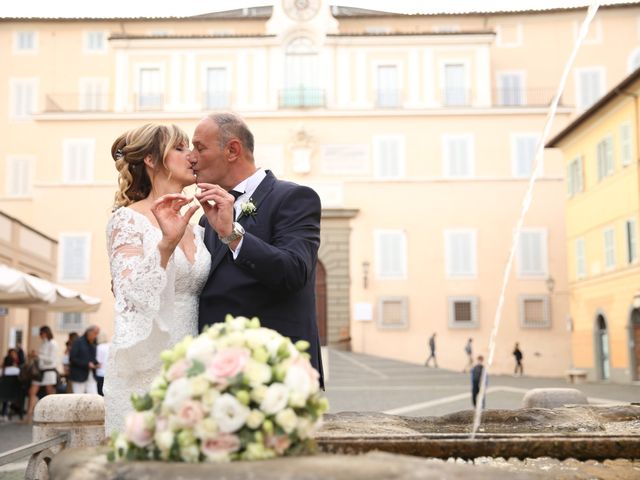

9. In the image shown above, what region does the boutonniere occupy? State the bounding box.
[238,198,257,219]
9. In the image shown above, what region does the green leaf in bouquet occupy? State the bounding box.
[130,393,153,412]
[187,359,205,377]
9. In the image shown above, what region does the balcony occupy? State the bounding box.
[203,91,231,110]
[493,88,565,107]
[135,93,164,111]
[441,88,471,107]
[279,87,325,108]
[376,89,402,108]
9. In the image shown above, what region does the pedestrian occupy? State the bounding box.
[1,349,21,421]
[471,355,486,408]
[425,333,438,367]
[61,332,79,393]
[24,326,59,423]
[513,342,524,376]
[95,337,110,396]
[69,325,100,394]
[15,341,25,366]
[463,338,473,372]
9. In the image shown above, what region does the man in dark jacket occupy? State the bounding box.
[69,326,100,394]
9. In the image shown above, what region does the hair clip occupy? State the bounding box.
[115,149,124,160]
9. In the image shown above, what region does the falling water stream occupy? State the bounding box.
[470,0,601,439]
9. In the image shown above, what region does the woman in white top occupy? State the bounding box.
[25,326,58,422]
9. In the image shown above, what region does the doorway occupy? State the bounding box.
[595,314,611,380]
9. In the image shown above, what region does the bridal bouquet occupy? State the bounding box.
[109,316,328,462]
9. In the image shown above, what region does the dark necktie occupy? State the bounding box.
[230,190,243,220]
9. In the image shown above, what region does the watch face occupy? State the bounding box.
[283,0,320,21]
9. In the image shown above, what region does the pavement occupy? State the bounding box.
[0,349,638,478]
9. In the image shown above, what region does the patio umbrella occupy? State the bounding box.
[0,264,101,313]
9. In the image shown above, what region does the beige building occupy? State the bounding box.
[2,1,640,376]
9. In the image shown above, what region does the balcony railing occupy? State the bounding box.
[441,88,471,107]
[135,93,164,111]
[203,91,231,110]
[493,88,565,107]
[279,87,325,108]
[376,89,402,108]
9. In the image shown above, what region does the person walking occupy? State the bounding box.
[513,342,524,376]
[69,326,100,394]
[471,355,486,408]
[463,338,473,372]
[24,326,58,423]
[425,333,438,367]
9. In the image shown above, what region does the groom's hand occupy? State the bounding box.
[195,183,235,238]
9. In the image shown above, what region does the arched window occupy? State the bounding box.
[282,37,323,107]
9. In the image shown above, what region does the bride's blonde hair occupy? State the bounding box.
[111,124,189,209]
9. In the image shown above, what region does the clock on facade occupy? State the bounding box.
[282,0,321,21]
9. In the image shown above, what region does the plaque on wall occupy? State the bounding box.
[321,144,369,175]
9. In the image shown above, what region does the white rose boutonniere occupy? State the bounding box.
[239,199,257,219]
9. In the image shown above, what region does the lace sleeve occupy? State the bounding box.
[106,208,175,373]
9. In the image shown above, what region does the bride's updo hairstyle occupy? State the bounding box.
[111,123,190,209]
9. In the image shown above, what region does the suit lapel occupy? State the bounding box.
[209,170,277,272]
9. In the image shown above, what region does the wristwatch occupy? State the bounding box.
[219,222,245,245]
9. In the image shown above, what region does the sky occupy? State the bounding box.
[0,0,616,18]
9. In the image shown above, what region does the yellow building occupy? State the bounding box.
[3,1,640,376]
[547,68,640,382]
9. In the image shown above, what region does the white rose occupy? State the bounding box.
[155,430,175,452]
[194,417,219,439]
[244,359,272,386]
[189,376,210,398]
[163,377,191,412]
[246,409,265,429]
[275,408,297,434]
[186,335,216,363]
[260,383,289,415]
[217,331,245,348]
[284,365,311,400]
[250,384,268,404]
[212,393,250,433]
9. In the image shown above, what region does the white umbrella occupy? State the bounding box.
[0,264,101,313]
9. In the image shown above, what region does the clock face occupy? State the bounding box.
[283,0,321,21]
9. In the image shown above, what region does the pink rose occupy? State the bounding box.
[201,433,241,458]
[266,434,291,455]
[167,359,189,381]
[206,348,250,381]
[177,400,204,428]
[124,412,153,448]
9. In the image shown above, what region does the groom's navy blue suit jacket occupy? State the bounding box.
[198,170,324,385]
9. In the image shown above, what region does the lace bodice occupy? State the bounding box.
[104,207,210,435]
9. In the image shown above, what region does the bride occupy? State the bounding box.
[105,124,210,435]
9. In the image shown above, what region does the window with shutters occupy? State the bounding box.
[373,135,405,179]
[442,134,474,178]
[627,219,638,264]
[377,297,408,329]
[575,68,604,110]
[575,238,586,279]
[10,79,37,119]
[5,156,34,197]
[205,67,230,109]
[567,156,584,196]
[519,296,550,328]
[14,31,37,52]
[58,312,85,332]
[596,136,614,181]
[603,227,616,270]
[63,139,95,184]
[448,296,479,328]
[443,63,468,106]
[620,123,632,166]
[497,72,524,106]
[79,78,108,111]
[444,229,476,278]
[374,230,406,279]
[516,229,547,277]
[511,134,539,178]
[83,31,106,53]
[376,64,400,107]
[137,67,163,110]
[59,234,91,282]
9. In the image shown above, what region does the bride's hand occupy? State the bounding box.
[150,194,199,264]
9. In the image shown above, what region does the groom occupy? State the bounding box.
[192,112,324,386]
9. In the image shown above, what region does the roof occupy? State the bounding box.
[546,67,640,147]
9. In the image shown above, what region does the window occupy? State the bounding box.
[620,123,632,166]
[5,156,33,197]
[576,68,604,110]
[596,136,614,181]
[448,296,479,328]
[497,72,524,106]
[375,230,406,279]
[603,227,616,270]
[84,31,106,52]
[567,156,584,196]
[627,219,638,264]
[575,238,586,279]
[205,67,229,109]
[442,134,474,178]
[517,229,547,277]
[14,31,37,52]
[519,296,550,328]
[445,230,476,278]
[376,65,400,107]
[443,63,467,106]
[59,234,91,282]
[377,297,408,329]
[63,139,95,183]
[58,312,85,332]
[512,134,539,178]
[138,67,163,110]
[373,135,405,179]
[79,78,108,111]
[10,79,37,119]
[282,37,322,107]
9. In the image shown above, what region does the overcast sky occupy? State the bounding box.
[0,0,611,18]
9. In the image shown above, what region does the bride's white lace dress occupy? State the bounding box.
[104,207,210,435]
